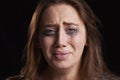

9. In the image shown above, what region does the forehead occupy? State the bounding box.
[40,4,82,23]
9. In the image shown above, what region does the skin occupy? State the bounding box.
[39,4,87,80]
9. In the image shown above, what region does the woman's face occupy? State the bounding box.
[39,4,86,70]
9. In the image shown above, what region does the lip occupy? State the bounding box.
[53,51,71,60]
[53,51,70,55]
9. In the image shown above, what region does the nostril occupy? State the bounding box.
[54,40,67,48]
[54,43,66,48]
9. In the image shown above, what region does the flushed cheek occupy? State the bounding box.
[72,36,86,54]
[41,37,55,57]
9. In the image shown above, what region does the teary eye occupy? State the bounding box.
[66,27,78,35]
[43,29,56,36]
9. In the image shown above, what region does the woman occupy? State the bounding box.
[6,0,119,80]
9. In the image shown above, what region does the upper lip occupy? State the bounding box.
[53,50,71,55]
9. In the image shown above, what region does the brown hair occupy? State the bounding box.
[18,0,116,80]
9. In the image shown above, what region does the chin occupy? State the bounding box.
[50,61,73,70]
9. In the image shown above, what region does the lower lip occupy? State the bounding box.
[53,53,70,60]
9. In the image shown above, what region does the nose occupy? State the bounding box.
[54,28,68,48]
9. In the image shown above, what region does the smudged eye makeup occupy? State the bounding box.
[42,25,79,36]
[43,28,56,36]
[66,27,79,35]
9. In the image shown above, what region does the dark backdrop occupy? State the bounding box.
[0,0,120,80]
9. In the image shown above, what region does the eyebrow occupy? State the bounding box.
[43,21,79,28]
[43,24,58,28]
[63,22,79,26]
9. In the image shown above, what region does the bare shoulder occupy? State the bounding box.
[5,75,23,80]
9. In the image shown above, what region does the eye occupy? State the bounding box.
[66,27,78,35]
[43,29,56,36]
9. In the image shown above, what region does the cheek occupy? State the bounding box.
[41,37,54,53]
[73,34,86,53]
[40,37,55,62]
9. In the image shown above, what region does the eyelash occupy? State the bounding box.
[43,28,78,36]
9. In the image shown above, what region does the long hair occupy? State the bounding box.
[20,0,113,80]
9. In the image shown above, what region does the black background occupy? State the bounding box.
[0,0,120,80]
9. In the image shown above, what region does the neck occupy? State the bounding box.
[42,65,80,80]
